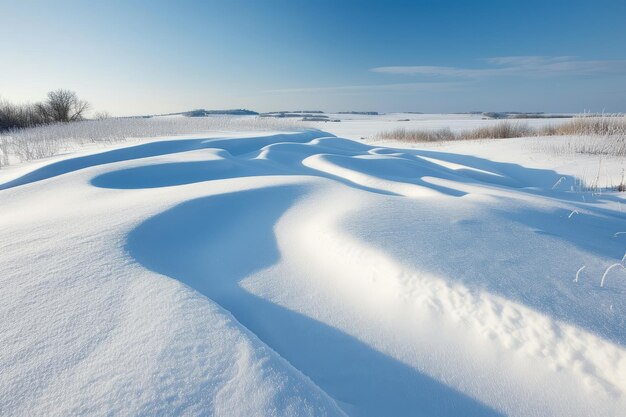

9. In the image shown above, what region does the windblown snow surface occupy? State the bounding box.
[1,130,625,417]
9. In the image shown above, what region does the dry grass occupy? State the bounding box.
[376,127,457,142]
[376,121,534,143]
[544,115,626,136]
[464,122,533,139]
[0,137,9,167]
[375,115,626,157]
[541,116,626,157]
[549,135,626,157]
[0,116,308,167]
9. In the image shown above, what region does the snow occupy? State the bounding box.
[307,112,574,140]
[1,121,625,416]
[369,134,626,191]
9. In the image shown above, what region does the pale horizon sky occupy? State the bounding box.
[1,0,626,116]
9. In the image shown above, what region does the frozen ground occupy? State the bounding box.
[1,118,625,416]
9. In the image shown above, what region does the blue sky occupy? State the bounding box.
[1,0,625,115]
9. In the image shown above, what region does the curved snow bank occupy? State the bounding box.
[283,192,626,413]
[127,184,503,417]
[302,153,465,198]
[1,130,625,416]
[0,130,325,190]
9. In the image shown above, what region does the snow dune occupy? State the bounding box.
[1,130,625,416]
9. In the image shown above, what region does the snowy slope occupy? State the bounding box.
[1,130,625,417]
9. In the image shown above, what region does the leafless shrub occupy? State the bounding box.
[93,111,111,120]
[37,89,90,123]
[0,100,46,131]
[1,90,90,133]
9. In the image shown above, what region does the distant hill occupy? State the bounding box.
[481,112,572,119]
[260,112,326,118]
[183,109,259,117]
[337,111,379,115]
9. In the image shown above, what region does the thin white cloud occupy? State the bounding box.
[371,56,626,78]
[264,81,466,94]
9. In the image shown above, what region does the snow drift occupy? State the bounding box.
[1,130,625,416]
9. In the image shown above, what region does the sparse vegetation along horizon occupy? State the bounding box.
[0,90,90,132]
[375,115,626,157]
[2,106,625,175]
[0,115,309,168]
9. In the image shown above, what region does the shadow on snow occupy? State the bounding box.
[127,185,503,417]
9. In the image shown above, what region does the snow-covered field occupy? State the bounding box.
[307,112,574,140]
[1,115,625,417]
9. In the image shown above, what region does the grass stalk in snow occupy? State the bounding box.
[600,263,625,288]
[0,116,309,167]
[552,176,566,189]
[600,254,626,288]
[574,265,585,283]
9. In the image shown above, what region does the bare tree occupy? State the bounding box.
[93,111,111,120]
[37,89,90,123]
[0,99,46,131]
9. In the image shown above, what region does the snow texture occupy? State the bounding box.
[1,128,625,417]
